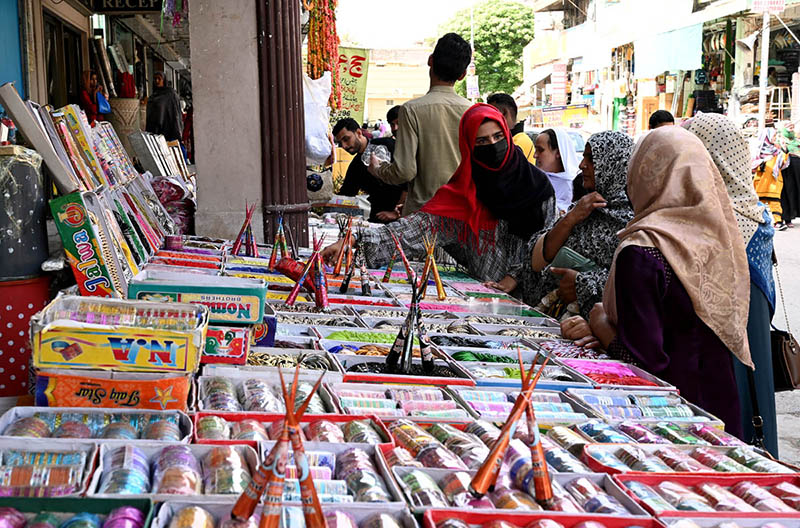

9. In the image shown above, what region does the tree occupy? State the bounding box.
[438,0,535,98]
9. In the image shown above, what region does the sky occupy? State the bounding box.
[336,0,484,49]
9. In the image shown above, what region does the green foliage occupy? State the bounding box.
[439,0,535,97]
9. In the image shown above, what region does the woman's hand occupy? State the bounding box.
[589,302,617,348]
[321,240,345,266]
[484,275,518,293]
[561,316,600,348]
[566,192,607,225]
[550,267,578,303]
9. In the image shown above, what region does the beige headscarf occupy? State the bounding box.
[603,126,752,368]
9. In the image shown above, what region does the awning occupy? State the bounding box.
[528,63,554,86]
[634,23,703,78]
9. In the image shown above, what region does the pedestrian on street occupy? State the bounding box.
[387,105,401,138]
[367,32,472,216]
[689,112,779,456]
[533,128,581,213]
[146,72,183,142]
[487,93,535,164]
[79,70,105,126]
[333,118,405,223]
[323,103,555,293]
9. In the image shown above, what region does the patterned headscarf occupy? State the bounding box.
[586,131,635,225]
[752,128,790,178]
[603,126,752,368]
[688,113,769,246]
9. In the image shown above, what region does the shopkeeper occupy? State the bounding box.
[333,118,406,223]
[322,104,556,293]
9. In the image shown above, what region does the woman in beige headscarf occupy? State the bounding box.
[583,126,751,437]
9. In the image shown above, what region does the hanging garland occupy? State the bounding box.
[307,0,341,109]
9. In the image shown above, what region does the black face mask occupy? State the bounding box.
[473,139,508,169]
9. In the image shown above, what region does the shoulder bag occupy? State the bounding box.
[771,251,800,392]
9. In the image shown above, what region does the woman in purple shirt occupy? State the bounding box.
[564,126,752,437]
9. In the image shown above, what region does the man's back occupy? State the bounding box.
[375,86,471,215]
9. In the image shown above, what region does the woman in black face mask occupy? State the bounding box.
[323,104,556,295]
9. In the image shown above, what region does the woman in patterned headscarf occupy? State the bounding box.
[526,130,635,319]
[753,128,790,228]
[689,112,778,455]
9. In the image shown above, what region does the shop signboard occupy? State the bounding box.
[330,47,369,126]
[93,0,163,13]
[751,0,786,12]
[551,62,568,106]
[466,75,480,99]
[530,104,589,129]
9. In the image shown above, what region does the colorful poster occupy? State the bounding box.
[330,47,369,126]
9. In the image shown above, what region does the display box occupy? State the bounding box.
[35,369,193,411]
[335,352,476,387]
[422,509,668,528]
[127,269,267,324]
[31,295,208,373]
[192,411,391,448]
[88,441,259,500]
[151,500,419,528]
[326,381,472,421]
[251,307,278,348]
[0,406,193,443]
[613,473,800,519]
[50,191,132,297]
[559,358,676,391]
[202,325,251,365]
[0,496,153,525]
[0,437,97,497]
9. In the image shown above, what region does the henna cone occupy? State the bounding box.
[233,427,289,523]
[382,252,397,283]
[430,255,447,301]
[518,350,553,504]
[389,231,416,285]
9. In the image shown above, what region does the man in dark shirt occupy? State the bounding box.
[333,118,405,223]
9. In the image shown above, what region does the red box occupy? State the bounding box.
[192,411,393,449]
[423,509,667,528]
[201,325,250,365]
[613,473,800,519]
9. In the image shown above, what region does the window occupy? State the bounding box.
[43,11,84,107]
[386,99,394,106]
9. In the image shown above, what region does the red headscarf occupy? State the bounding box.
[420,103,512,243]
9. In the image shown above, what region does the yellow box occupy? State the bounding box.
[31,295,208,373]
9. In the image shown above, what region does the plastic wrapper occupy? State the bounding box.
[144,420,182,442]
[361,513,403,528]
[731,481,796,512]
[202,446,251,494]
[440,471,493,508]
[464,420,501,446]
[402,469,448,508]
[387,387,444,401]
[586,447,630,472]
[616,445,674,472]
[336,448,391,502]
[541,436,591,473]
[564,477,628,514]
[577,421,633,444]
[623,481,674,513]
[384,446,423,468]
[306,420,345,443]
[690,447,750,472]
[343,420,383,443]
[547,479,584,513]
[696,482,758,512]
[657,481,715,512]
[728,447,793,473]
[416,445,468,470]
[99,446,150,494]
[655,447,711,472]
[152,445,202,495]
[686,423,747,447]
[436,520,469,528]
[547,427,587,456]
[240,379,284,413]
[196,416,231,440]
[389,420,440,455]
[526,522,565,528]
[323,511,358,528]
[232,419,269,442]
[489,486,541,510]
[167,506,215,528]
[202,377,242,412]
[772,481,800,509]
[617,422,669,444]
[100,422,138,440]
[650,422,709,445]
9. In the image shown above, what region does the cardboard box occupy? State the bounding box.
[31,295,208,373]
[0,437,97,497]
[422,510,667,528]
[128,270,267,325]
[35,369,192,411]
[202,325,251,365]
[0,406,193,443]
[0,497,153,525]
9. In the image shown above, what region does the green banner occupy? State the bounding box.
[330,47,369,127]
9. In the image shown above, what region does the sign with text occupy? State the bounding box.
[330,47,369,126]
[551,62,568,106]
[466,75,480,99]
[752,0,786,12]
[94,0,163,13]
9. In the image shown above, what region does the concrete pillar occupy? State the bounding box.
[190,0,264,239]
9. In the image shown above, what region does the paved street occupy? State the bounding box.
[773,227,800,462]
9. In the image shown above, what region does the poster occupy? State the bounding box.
[466,75,480,99]
[330,47,369,126]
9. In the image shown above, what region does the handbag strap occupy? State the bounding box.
[773,250,792,334]
[746,367,766,449]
